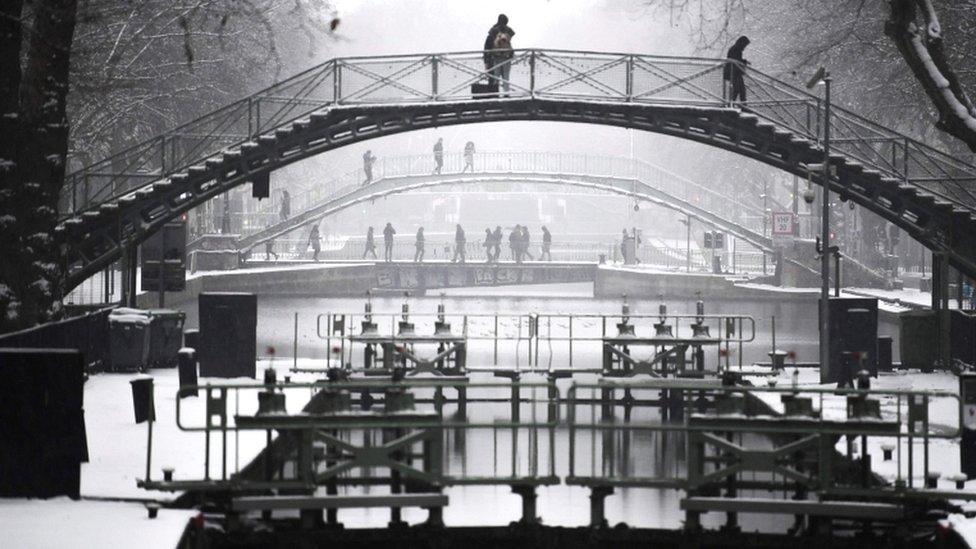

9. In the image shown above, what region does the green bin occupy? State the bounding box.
[146,309,186,368]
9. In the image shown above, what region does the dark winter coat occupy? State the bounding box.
[723,36,750,80]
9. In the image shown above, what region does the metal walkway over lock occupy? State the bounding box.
[57,49,976,292]
[139,302,969,535]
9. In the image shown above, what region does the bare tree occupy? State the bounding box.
[886,0,976,152]
[0,0,334,332]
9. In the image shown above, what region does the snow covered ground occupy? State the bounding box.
[0,498,195,549]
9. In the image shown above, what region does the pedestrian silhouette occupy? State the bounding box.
[724,36,750,104]
[452,224,466,263]
[414,227,425,262]
[363,226,378,259]
[363,150,377,185]
[484,14,515,95]
[433,138,444,174]
[462,141,476,173]
[541,226,552,261]
[308,224,321,262]
[383,222,396,262]
[280,189,291,221]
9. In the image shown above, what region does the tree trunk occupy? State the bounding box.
[0,0,77,332]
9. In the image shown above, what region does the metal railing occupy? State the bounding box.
[304,311,756,372]
[60,49,976,220]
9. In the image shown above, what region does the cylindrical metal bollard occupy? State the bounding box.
[183,329,200,351]
[177,348,198,398]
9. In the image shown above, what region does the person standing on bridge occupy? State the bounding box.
[521,225,534,261]
[383,222,396,262]
[462,141,476,173]
[265,222,279,261]
[362,150,377,185]
[280,189,290,221]
[414,227,425,262]
[484,14,515,95]
[724,36,750,105]
[541,226,552,261]
[510,225,521,263]
[452,224,467,263]
[308,224,321,262]
[433,138,444,174]
[492,226,503,262]
[483,227,494,262]
[363,226,378,259]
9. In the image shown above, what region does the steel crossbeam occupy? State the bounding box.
[314,428,441,486]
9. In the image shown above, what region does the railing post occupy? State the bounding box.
[625,55,634,101]
[431,55,439,100]
[247,97,253,138]
[529,50,536,97]
[903,137,910,182]
[159,136,166,174]
[333,59,342,104]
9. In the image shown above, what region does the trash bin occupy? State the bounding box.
[146,309,186,368]
[877,336,893,372]
[198,292,257,378]
[108,308,151,372]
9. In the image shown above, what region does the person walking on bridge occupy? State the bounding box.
[363,226,378,259]
[433,138,444,174]
[483,227,494,262]
[452,224,467,263]
[363,150,377,185]
[541,226,552,261]
[484,14,515,95]
[492,226,503,263]
[383,222,396,262]
[510,225,521,263]
[414,227,426,262]
[462,141,476,173]
[521,225,534,261]
[280,189,291,221]
[724,36,750,105]
[308,224,321,262]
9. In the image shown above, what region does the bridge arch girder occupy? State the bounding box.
[237,173,773,256]
[59,97,971,291]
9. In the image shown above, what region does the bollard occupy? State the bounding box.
[177,348,198,399]
[768,350,787,371]
[881,444,895,461]
[183,329,200,351]
[162,467,174,482]
[146,502,160,519]
[856,369,871,390]
[925,471,941,489]
[130,377,156,424]
[949,473,968,490]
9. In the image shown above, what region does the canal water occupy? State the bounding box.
[179,282,899,531]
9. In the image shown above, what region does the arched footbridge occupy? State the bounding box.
[57,49,976,292]
[234,151,771,255]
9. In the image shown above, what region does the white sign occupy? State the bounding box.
[771,211,795,248]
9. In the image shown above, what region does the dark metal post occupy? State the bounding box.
[819,76,832,383]
[157,228,166,308]
[430,55,439,99]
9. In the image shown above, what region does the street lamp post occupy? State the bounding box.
[807,68,832,383]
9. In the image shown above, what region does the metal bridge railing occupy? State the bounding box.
[60,49,976,221]
[228,150,766,242]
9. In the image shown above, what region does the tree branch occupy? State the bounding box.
[885,0,976,152]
